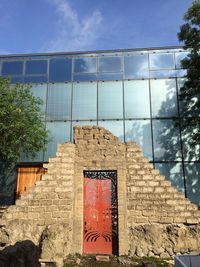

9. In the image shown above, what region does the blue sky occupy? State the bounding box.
[0,0,194,55]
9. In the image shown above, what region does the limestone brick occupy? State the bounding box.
[0,125,200,263]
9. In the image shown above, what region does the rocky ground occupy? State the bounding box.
[62,255,174,267]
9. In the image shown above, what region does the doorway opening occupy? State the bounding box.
[83,170,118,255]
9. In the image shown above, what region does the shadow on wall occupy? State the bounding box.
[0,240,40,267]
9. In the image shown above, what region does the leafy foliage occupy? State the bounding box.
[178,0,200,146]
[0,78,49,173]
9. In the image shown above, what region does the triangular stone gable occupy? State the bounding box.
[0,126,200,263]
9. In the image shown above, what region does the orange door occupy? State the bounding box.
[83,171,118,255]
[16,166,46,199]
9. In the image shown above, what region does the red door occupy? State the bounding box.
[83,171,118,255]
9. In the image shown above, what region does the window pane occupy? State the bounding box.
[150,70,176,78]
[46,83,72,120]
[175,52,189,69]
[98,73,123,81]
[151,79,178,117]
[99,57,122,72]
[73,73,97,81]
[72,82,97,120]
[98,81,123,119]
[124,54,148,79]
[44,121,71,161]
[153,119,182,161]
[125,120,152,160]
[182,124,200,161]
[30,84,47,114]
[74,57,96,73]
[124,80,150,118]
[149,53,174,69]
[24,76,47,83]
[98,120,124,141]
[25,60,47,74]
[10,77,23,83]
[49,58,72,82]
[20,151,44,163]
[155,163,184,193]
[2,61,23,75]
[185,163,200,205]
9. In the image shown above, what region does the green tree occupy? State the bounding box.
[0,78,49,174]
[178,0,200,146]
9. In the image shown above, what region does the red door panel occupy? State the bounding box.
[83,171,118,255]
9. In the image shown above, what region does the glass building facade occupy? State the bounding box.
[0,46,199,205]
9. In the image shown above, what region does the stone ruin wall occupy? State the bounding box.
[0,126,200,265]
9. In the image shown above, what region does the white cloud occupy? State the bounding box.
[43,0,103,52]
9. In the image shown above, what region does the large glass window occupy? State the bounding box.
[149,53,175,69]
[2,61,23,75]
[155,163,184,193]
[98,81,123,119]
[98,120,124,141]
[153,119,182,161]
[24,76,47,83]
[151,79,178,117]
[99,57,122,73]
[181,123,200,161]
[175,51,189,69]
[185,163,200,205]
[25,60,47,74]
[30,84,47,114]
[72,82,97,120]
[125,120,152,159]
[49,58,72,82]
[44,121,71,161]
[46,83,72,120]
[150,70,176,78]
[74,57,96,73]
[124,80,150,118]
[124,53,148,79]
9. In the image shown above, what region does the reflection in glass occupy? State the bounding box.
[155,163,184,193]
[153,119,182,161]
[98,81,123,119]
[25,60,47,74]
[44,121,71,160]
[74,57,96,73]
[185,163,200,205]
[98,120,124,141]
[73,73,97,81]
[20,151,44,163]
[125,120,152,159]
[2,61,23,75]
[124,80,150,118]
[151,79,178,117]
[72,82,97,120]
[10,77,23,83]
[175,52,189,68]
[99,57,122,72]
[24,76,47,83]
[182,124,200,161]
[49,58,72,82]
[98,73,123,81]
[124,54,148,78]
[30,84,47,114]
[150,70,176,78]
[46,83,72,120]
[175,69,187,77]
[149,53,174,69]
